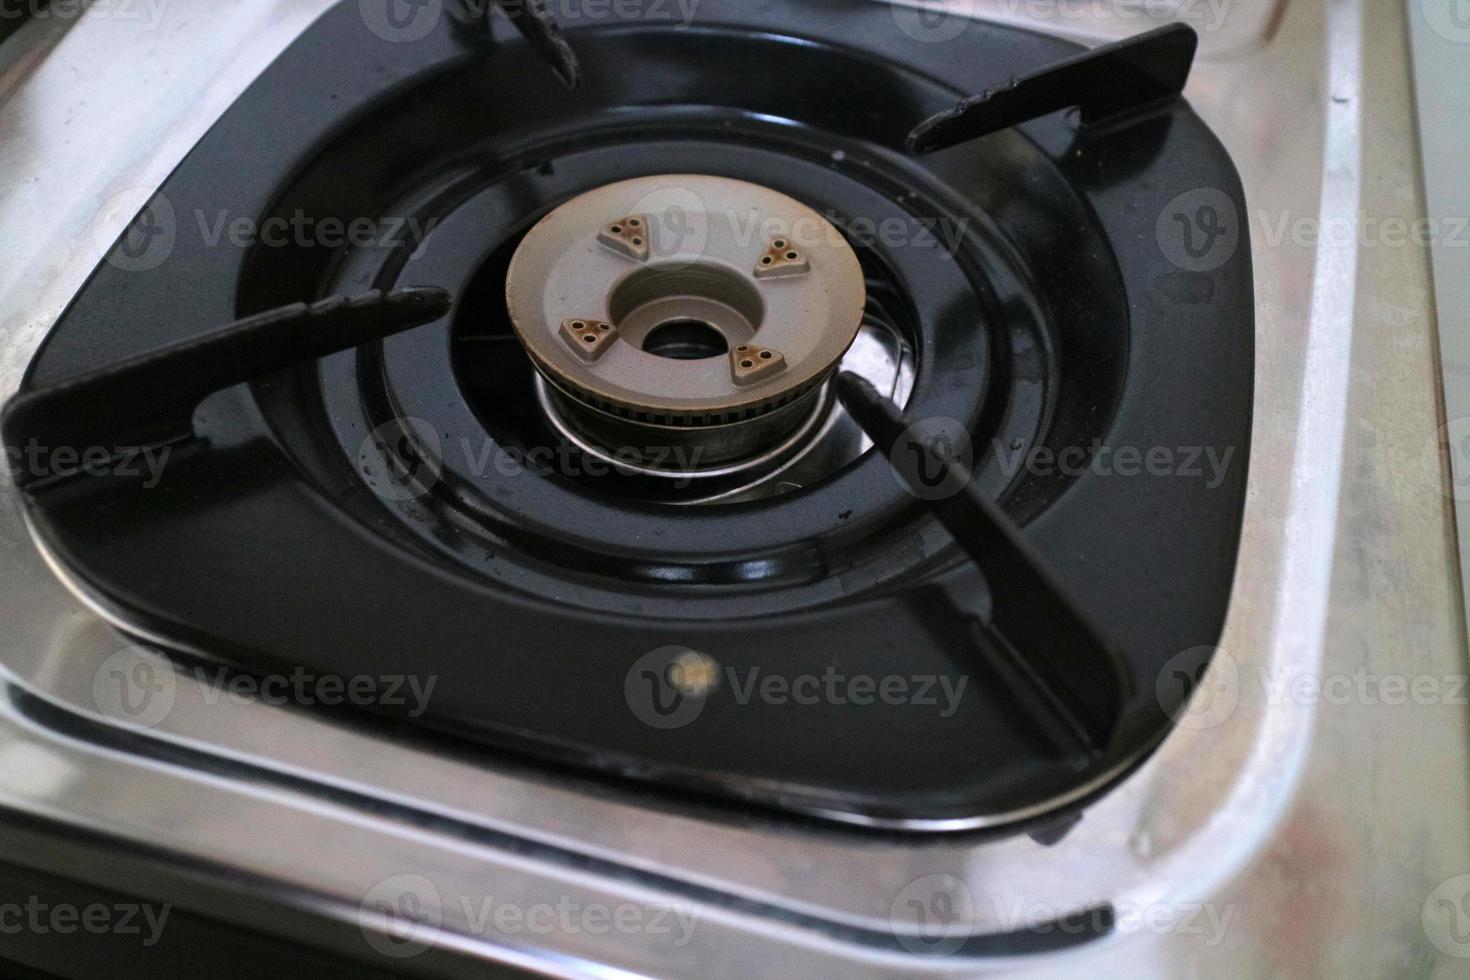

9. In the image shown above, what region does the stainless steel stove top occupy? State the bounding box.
[0,1,1464,976]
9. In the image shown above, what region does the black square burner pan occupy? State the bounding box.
[4,1,1252,831]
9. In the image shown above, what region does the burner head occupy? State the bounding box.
[505,175,866,465]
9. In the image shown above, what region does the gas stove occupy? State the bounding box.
[0,1,1463,977]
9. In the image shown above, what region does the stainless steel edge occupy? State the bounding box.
[0,0,1463,975]
[1407,0,1470,635]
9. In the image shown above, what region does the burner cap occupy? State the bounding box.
[505,175,866,442]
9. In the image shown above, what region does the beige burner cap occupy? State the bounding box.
[505,174,866,426]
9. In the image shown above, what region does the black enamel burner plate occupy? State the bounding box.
[6,1,1252,830]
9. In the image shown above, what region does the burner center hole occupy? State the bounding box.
[642,320,730,361]
[607,262,765,357]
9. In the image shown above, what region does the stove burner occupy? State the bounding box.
[0,0,1255,832]
[505,175,866,468]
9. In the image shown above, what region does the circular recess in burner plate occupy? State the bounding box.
[326,130,1036,596]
